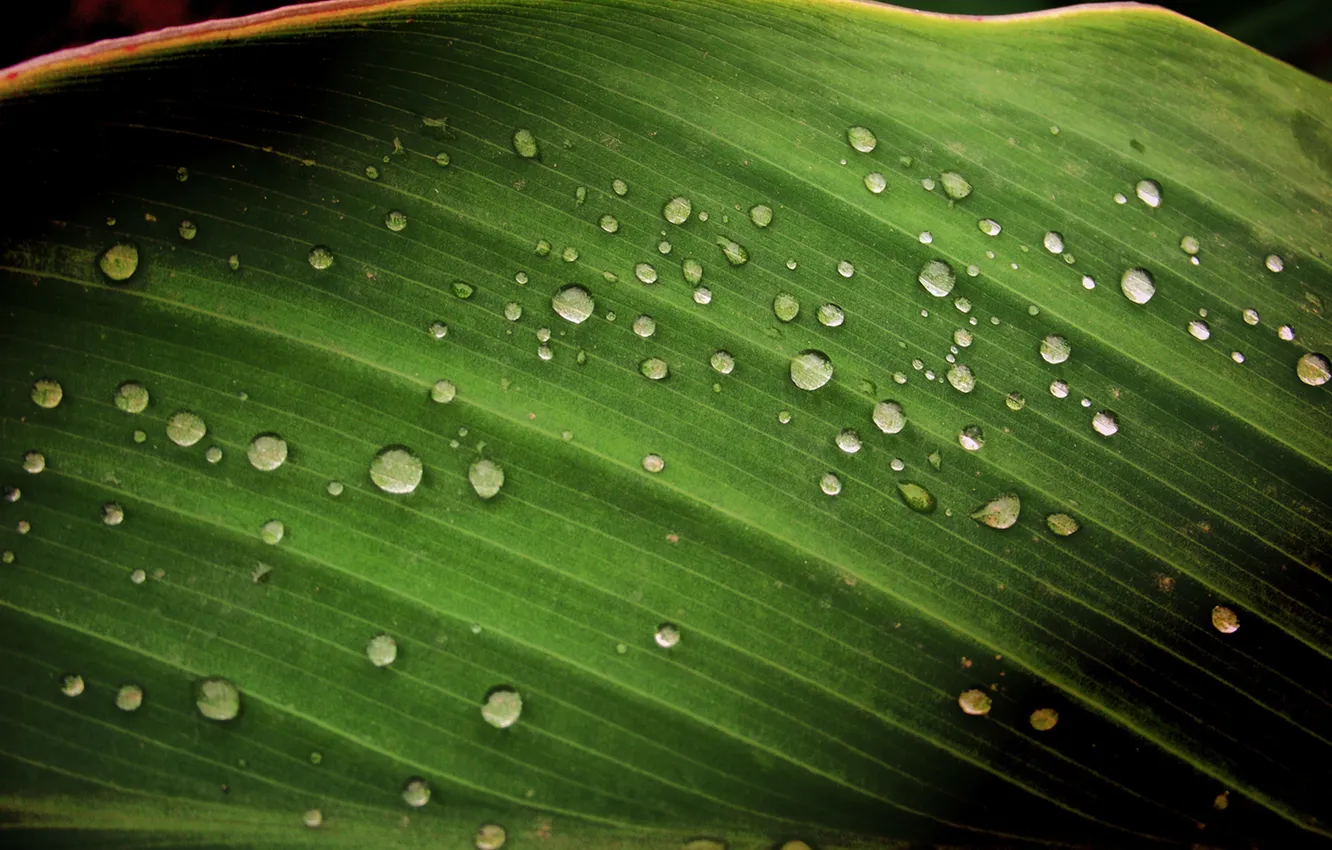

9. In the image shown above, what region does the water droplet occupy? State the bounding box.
[503,301,523,322]
[846,126,877,152]
[836,429,862,454]
[1278,324,1295,341]
[1135,179,1162,208]
[977,218,1001,237]
[815,303,845,327]
[259,519,285,545]
[1179,235,1200,256]
[402,777,431,808]
[626,263,657,287]
[100,501,124,527]
[594,213,620,234]
[1211,605,1240,634]
[308,245,334,270]
[611,178,629,196]
[1296,352,1330,386]
[365,164,380,179]
[366,632,398,667]
[971,493,1020,529]
[1046,513,1080,536]
[1042,231,1064,254]
[469,459,505,500]
[116,684,144,711]
[921,176,936,191]
[1081,274,1096,290]
[773,293,800,322]
[246,434,288,472]
[1029,708,1059,731]
[175,165,189,182]
[949,328,971,349]
[325,480,344,497]
[16,520,29,534]
[1113,192,1127,204]
[627,314,656,339]
[26,378,63,410]
[785,258,798,270]
[512,129,539,158]
[1092,410,1119,437]
[939,171,972,200]
[166,411,206,447]
[749,204,773,227]
[837,260,855,278]
[303,809,322,829]
[819,472,842,496]
[1047,380,1069,400]
[663,196,692,224]
[958,425,984,452]
[709,350,735,375]
[573,186,587,206]
[864,172,886,194]
[1241,308,1260,326]
[897,482,936,513]
[111,381,149,414]
[60,673,84,697]
[559,247,578,265]
[383,209,408,232]
[918,259,956,297]
[640,357,669,380]
[946,363,975,393]
[957,688,991,716]
[535,239,552,257]
[1040,334,1070,364]
[194,676,241,721]
[132,430,146,443]
[471,824,507,850]
[637,452,666,475]
[430,321,449,339]
[370,446,423,495]
[692,286,713,305]
[872,400,906,434]
[551,284,595,324]
[1120,268,1155,304]
[790,350,834,391]
[99,241,139,281]
[1264,253,1284,273]
[481,686,523,728]
[716,237,748,266]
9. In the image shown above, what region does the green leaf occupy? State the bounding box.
[1,1,1329,847]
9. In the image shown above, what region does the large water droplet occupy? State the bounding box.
[28,378,62,409]
[366,633,398,667]
[481,686,523,728]
[633,263,658,285]
[260,519,285,545]
[939,171,972,200]
[195,676,241,721]
[384,210,408,232]
[1047,513,1080,536]
[1040,334,1070,364]
[1278,324,1295,341]
[99,241,139,281]
[710,351,735,375]
[1092,410,1119,437]
[308,245,334,270]
[682,257,703,285]
[640,357,669,380]
[512,128,539,158]
[958,688,992,716]
[790,350,834,391]
[749,204,773,227]
[116,684,144,712]
[115,381,149,413]
[166,411,207,447]
[835,429,862,454]
[60,673,84,697]
[247,434,288,471]
[897,482,935,513]
[370,446,423,494]
[958,425,984,452]
[402,777,431,808]
[102,502,124,526]
[552,285,595,324]
[1211,605,1240,634]
[872,400,905,434]
[819,472,842,496]
[23,451,45,474]
[978,218,1001,237]
[918,259,956,297]
[1120,268,1155,304]
[864,172,886,194]
[469,459,505,500]
[1296,352,1330,386]
[653,622,682,648]
[641,453,665,473]
[476,824,508,850]
[1264,253,1284,273]
[715,237,749,266]
[663,196,692,224]
[946,363,975,393]
[632,315,656,338]
[1135,179,1162,208]
[971,493,1020,529]
[846,126,877,152]
[1188,320,1211,341]
[816,303,845,327]
[1029,708,1059,731]
[1042,231,1064,254]
[837,260,855,278]
[1179,235,1200,256]
[773,293,800,322]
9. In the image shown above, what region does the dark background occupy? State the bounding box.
[3,0,1331,80]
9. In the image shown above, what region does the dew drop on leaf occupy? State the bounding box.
[790,350,834,391]
[612,178,628,196]
[971,493,1020,529]
[872,400,905,434]
[1040,334,1071,364]
[60,674,84,697]
[194,676,241,721]
[102,502,124,526]
[1047,513,1080,536]
[946,363,975,393]
[512,128,539,158]
[836,429,862,454]
[1180,235,1200,256]
[634,263,658,285]
[247,434,288,471]
[366,633,398,667]
[1211,605,1240,634]
[958,688,992,716]
[115,381,149,413]
[918,259,956,297]
[402,777,431,808]
[369,446,423,495]
[819,472,842,496]
[640,357,669,380]
[1120,267,1155,304]
[749,204,773,227]
[430,321,449,339]
[939,171,972,200]
[166,411,206,447]
[710,351,735,375]
[326,480,344,497]
[30,379,62,409]
[816,303,845,327]
[1278,324,1295,341]
[641,454,665,473]
[846,125,877,152]
[469,459,505,500]
[307,245,334,270]
[205,444,222,464]
[1042,231,1064,254]
[552,285,595,323]
[1242,308,1260,326]
[864,172,886,194]
[431,379,457,404]
[534,239,552,257]
[1188,320,1211,341]
[1264,253,1284,273]
[1092,410,1119,437]
[897,482,936,513]
[260,519,284,545]
[692,286,713,305]
[115,684,144,712]
[1135,178,1162,208]
[598,214,619,233]
[22,450,45,474]
[716,236,748,266]
[958,425,984,452]
[475,824,507,850]
[384,210,408,232]
[978,218,1001,236]
[837,260,855,278]
[663,196,692,224]
[1296,352,1330,386]
[1029,708,1059,731]
[481,686,523,728]
[99,241,139,281]
[632,315,656,338]
[773,292,800,322]
[654,623,681,648]
[681,257,704,285]
[303,809,322,829]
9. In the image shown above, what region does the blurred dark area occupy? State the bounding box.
[2,0,1330,80]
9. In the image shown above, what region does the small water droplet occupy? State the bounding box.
[1040,334,1071,365]
[60,673,84,697]
[1135,179,1162,208]
[28,378,63,409]
[978,218,1001,237]
[560,247,579,264]
[918,231,933,245]
[709,350,735,375]
[481,686,523,728]
[303,809,323,829]
[1042,231,1064,254]
[640,357,670,380]
[16,520,29,535]
[535,239,552,257]
[384,209,408,232]
[864,172,886,194]
[958,688,991,716]
[785,258,798,270]
[326,480,344,496]
[113,381,149,414]
[716,237,748,266]
[101,501,124,526]
[1211,605,1240,634]
[971,492,1020,529]
[1296,352,1331,386]
[366,632,398,667]
[749,204,773,227]
[308,245,335,270]
[194,676,241,721]
[872,400,906,434]
[469,459,505,500]
[402,777,431,808]
[939,171,972,200]
[1184,319,1211,341]
[629,262,657,285]
[503,301,523,322]
[835,429,862,454]
[132,430,146,443]
[1120,268,1155,304]
[1029,708,1059,731]
[1180,235,1200,256]
[918,259,956,297]
[632,315,656,338]
[773,293,800,322]
[946,363,975,393]
[641,454,665,474]
[612,178,628,196]
[836,260,855,278]
[512,128,539,158]
[790,350,834,391]
[247,434,288,471]
[1113,192,1127,204]
[430,321,449,339]
[116,684,144,712]
[663,196,692,224]
[816,303,845,327]
[897,482,936,513]
[819,472,842,496]
[370,446,423,494]
[692,285,713,305]
[166,411,207,447]
[1092,410,1119,437]
[846,125,877,152]
[552,285,595,324]
[1048,380,1069,400]
[1265,253,1284,273]
[1242,308,1260,326]
[99,241,140,281]
[958,425,984,452]
[1278,324,1295,341]
[260,519,285,545]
